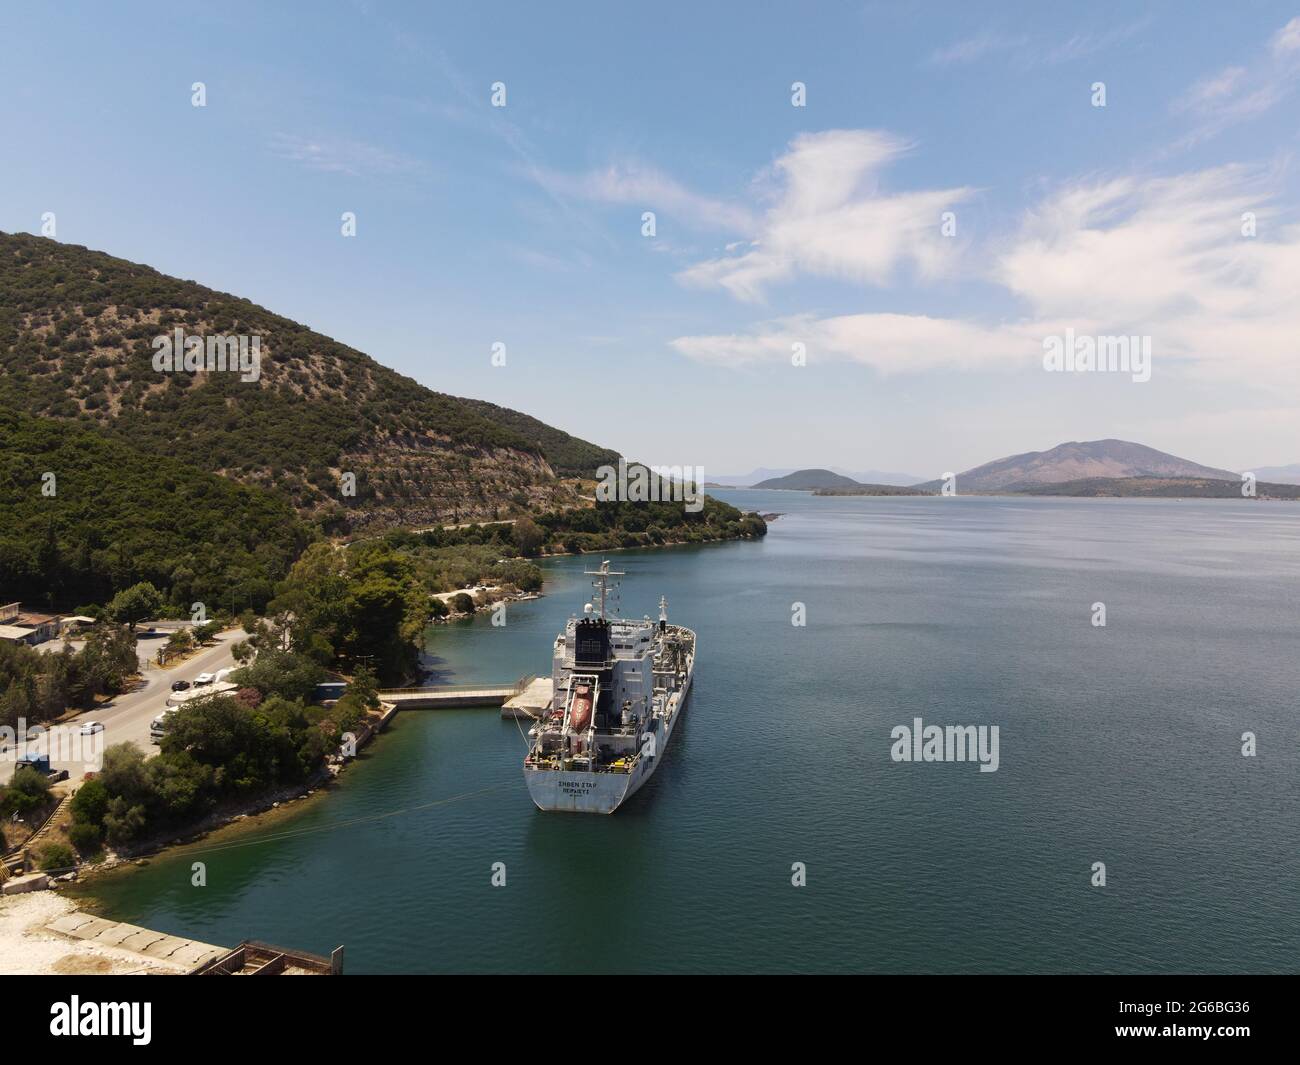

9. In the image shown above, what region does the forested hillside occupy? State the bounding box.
[0,233,609,529]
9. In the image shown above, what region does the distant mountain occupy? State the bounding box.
[1018,476,1300,500]
[812,484,931,497]
[914,440,1239,494]
[841,468,927,487]
[1248,463,1300,486]
[709,466,924,487]
[707,468,805,487]
[751,469,861,490]
[0,233,611,532]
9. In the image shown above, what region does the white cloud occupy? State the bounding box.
[1271,15,1300,55]
[535,162,754,232]
[673,164,1300,392]
[675,130,973,301]
[671,312,1041,374]
[1174,16,1300,142]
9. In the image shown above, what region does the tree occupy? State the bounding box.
[348,664,379,711]
[106,581,162,630]
[1,765,51,816]
[70,777,108,827]
[512,516,545,557]
[230,649,325,703]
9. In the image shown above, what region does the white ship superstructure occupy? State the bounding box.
[523,561,695,813]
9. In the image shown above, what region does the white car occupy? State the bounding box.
[193,673,215,685]
[80,721,105,735]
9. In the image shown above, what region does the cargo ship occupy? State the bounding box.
[522,561,695,813]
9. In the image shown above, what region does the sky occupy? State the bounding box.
[2,1,1298,478]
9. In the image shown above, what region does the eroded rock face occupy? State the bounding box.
[331,441,584,533]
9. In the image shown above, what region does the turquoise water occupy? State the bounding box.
[81,494,1300,973]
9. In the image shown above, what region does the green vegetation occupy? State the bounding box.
[240,541,434,683]
[458,398,621,477]
[66,687,355,850]
[812,484,931,496]
[391,494,767,560]
[0,233,613,529]
[106,581,162,629]
[36,842,75,872]
[0,765,52,818]
[0,408,311,610]
[534,496,767,553]
[0,624,138,728]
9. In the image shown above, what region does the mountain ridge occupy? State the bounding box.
[0,233,611,532]
[914,439,1239,494]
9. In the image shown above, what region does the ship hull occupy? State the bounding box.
[524,668,691,814]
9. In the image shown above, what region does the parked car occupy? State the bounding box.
[171,679,191,692]
[79,721,105,735]
[193,673,215,686]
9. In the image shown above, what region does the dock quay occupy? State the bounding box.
[377,675,553,719]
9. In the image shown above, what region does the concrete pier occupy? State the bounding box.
[501,677,554,720]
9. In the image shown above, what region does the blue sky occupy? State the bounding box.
[3,1,1298,477]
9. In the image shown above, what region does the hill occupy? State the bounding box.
[751,469,861,490]
[710,466,923,487]
[457,398,620,478]
[914,440,1239,494]
[1248,463,1300,486]
[1016,476,1300,499]
[0,233,610,531]
[0,408,310,611]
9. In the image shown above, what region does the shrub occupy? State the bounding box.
[37,842,76,872]
[70,777,108,828]
[67,820,103,854]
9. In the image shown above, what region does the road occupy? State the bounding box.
[0,627,248,784]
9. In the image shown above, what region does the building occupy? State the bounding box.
[0,603,61,645]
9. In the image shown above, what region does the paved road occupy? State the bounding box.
[0,628,248,784]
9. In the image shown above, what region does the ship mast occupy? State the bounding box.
[584,559,624,619]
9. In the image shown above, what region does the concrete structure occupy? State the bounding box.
[44,909,227,969]
[501,677,554,719]
[0,603,60,645]
[2,873,51,895]
[378,675,535,709]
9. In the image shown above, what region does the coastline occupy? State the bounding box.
[49,532,764,926]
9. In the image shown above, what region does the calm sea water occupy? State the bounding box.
[81,493,1300,973]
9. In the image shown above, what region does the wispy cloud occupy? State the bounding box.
[535,161,755,232]
[927,31,1027,67]
[673,162,1300,393]
[1173,15,1300,144]
[928,19,1149,69]
[675,130,973,301]
[268,133,425,178]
